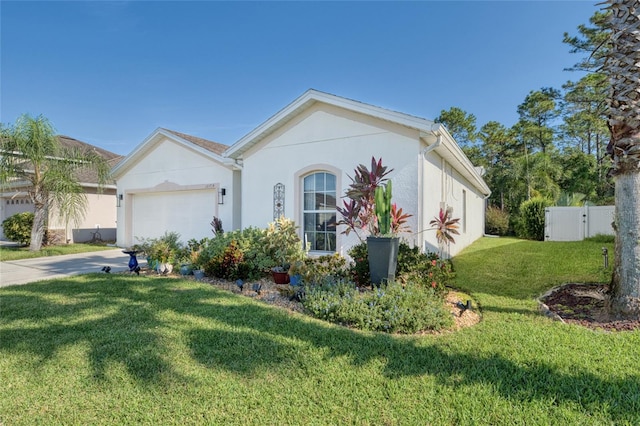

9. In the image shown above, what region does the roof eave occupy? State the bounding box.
[422,125,491,196]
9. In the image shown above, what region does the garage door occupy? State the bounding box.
[131,189,216,242]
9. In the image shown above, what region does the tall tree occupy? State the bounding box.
[558,147,599,200]
[603,0,640,317]
[435,107,477,148]
[434,107,483,165]
[560,74,609,158]
[0,114,111,251]
[478,121,519,211]
[517,88,561,154]
[563,10,610,72]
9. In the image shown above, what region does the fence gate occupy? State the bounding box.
[544,206,615,241]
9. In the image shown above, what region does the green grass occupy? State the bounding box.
[2,237,639,425]
[0,243,117,261]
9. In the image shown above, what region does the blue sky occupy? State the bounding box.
[2,1,598,156]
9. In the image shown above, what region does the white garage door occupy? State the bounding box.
[132,189,216,242]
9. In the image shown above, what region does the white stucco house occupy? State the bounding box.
[1,136,121,243]
[111,90,490,257]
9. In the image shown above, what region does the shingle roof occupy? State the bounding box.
[57,135,123,185]
[161,128,229,155]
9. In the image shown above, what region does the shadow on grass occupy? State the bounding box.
[1,274,638,422]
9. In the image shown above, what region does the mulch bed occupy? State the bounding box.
[540,283,640,332]
[131,267,480,332]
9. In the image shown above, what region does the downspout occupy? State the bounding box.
[419,124,443,253]
[420,125,443,160]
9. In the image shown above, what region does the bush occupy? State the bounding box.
[517,197,551,241]
[2,212,34,245]
[485,206,510,236]
[204,239,245,280]
[396,244,452,296]
[199,227,270,280]
[263,217,306,267]
[302,280,453,334]
[347,242,370,286]
[198,219,306,281]
[292,254,348,285]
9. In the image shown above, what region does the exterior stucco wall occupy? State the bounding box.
[47,188,117,243]
[115,136,235,247]
[240,103,423,256]
[420,154,486,257]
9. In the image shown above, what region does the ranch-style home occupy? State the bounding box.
[111,89,491,257]
[0,136,121,243]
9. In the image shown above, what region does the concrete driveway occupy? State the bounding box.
[0,248,133,287]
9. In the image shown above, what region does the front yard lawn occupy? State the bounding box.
[0,243,117,262]
[1,237,639,425]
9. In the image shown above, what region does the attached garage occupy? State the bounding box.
[130,188,217,242]
[111,128,239,247]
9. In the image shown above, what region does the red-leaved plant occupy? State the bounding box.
[336,157,412,241]
[429,207,460,245]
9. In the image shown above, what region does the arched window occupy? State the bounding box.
[303,172,337,252]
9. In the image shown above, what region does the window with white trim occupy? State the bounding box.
[303,172,337,252]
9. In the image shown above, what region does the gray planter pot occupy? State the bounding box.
[193,269,205,281]
[366,236,399,286]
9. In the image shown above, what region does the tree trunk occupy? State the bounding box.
[608,171,640,316]
[29,199,47,251]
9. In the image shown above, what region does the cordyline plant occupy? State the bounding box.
[429,207,460,245]
[336,157,412,241]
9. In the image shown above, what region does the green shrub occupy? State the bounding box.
[302,280,453,334]
[485,206,510,236]
[292,254,348,285]
[347,242,370,286]
[517,197,551,241]
[396,245,452,296]
[204,239,245,280]
[263,217,306,267]
[199,227,268,280]
[2,212,34,245]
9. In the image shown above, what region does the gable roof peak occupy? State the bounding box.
[160,128,229,155]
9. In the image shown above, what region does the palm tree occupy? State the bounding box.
[604,0,640,316]
[0,114,111,251]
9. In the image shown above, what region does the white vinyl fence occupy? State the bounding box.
[544,206,615,241]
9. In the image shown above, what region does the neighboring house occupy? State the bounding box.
[0,136,122,243]
[111,90,491,257]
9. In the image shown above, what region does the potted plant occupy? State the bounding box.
[288,260,305,286]
[148,239,174,274]
[337,157,412,286]
[264,217,306,284]
[271,264,291,284]
[365,180,399,285]
[187,246,205,280]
